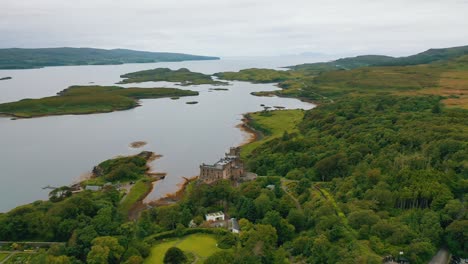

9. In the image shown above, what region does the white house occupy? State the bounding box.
[205,211,225,221]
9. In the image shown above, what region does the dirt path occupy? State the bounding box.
[280,179,303,211]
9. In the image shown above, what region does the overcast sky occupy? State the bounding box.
[1,0,467,57]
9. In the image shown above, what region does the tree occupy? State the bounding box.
[261,211,295,244]
[243,224,278,257]
[407,241,436,264]
[254,193,272,218]
[348,210,380,230]
[419,211,442,243]
[87,245,110,264]
[314,153,348,181]
[164,247,187,264]
[237,197,256,221]
[287,209,306,231]
[445,220,468,257]
[91,236,125,264]
[92,207,117,236]
[124,256,144,264]
[205,251,235,264]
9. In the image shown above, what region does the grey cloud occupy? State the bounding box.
[0,0,467,56]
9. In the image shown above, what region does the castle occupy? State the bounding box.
[199,147,244,184]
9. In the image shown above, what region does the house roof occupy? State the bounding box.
[205,211,224,218]
[230,218,240,230]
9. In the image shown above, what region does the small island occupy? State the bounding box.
[130,141,147,148]
[118,68,228,86]
[0,76,12,81]
[209,87,229,91]
[0,85,198,118]
[186,101,199,105]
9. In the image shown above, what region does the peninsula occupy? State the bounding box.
[0,47,220,69]
[0,85,198,118]
[118,67,228,86]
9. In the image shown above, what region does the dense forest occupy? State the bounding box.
[0,48,219,69]
[245,96,467,262]
[0,46,466,263]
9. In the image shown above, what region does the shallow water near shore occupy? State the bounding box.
[0,56,321,212]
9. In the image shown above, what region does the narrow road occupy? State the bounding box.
[428,248,451,264]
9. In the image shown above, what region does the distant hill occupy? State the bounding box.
[0,48,220,69]
[290,45,468,72]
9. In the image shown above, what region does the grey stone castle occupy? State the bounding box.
[199,147,245,184]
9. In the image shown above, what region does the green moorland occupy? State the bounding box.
[216,54,468,109]
[0,47,219,69]
[0,85,198,118]
[118,67,228,86]
[290,44,468,71]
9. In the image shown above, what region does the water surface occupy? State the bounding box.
[0,56,322,212]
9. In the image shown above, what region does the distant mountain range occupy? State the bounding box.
[0,47,220,69]
[290,45,468,71]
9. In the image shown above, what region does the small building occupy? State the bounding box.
[205,211,225,222]
[229,218,240,234]
[85,185,102,191]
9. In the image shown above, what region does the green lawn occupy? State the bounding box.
[0,253,10,261]
[118,180,151,216]
[144,234,224,264]
[241,109,304,158]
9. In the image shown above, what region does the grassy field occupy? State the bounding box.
[0,253,10,261]
[0,85,198,118]
[119,68,227,86]
[241,109,304,158]
[118,180,151,216]
[144,234,223,264]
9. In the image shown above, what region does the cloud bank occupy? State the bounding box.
[1,0,467,56]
